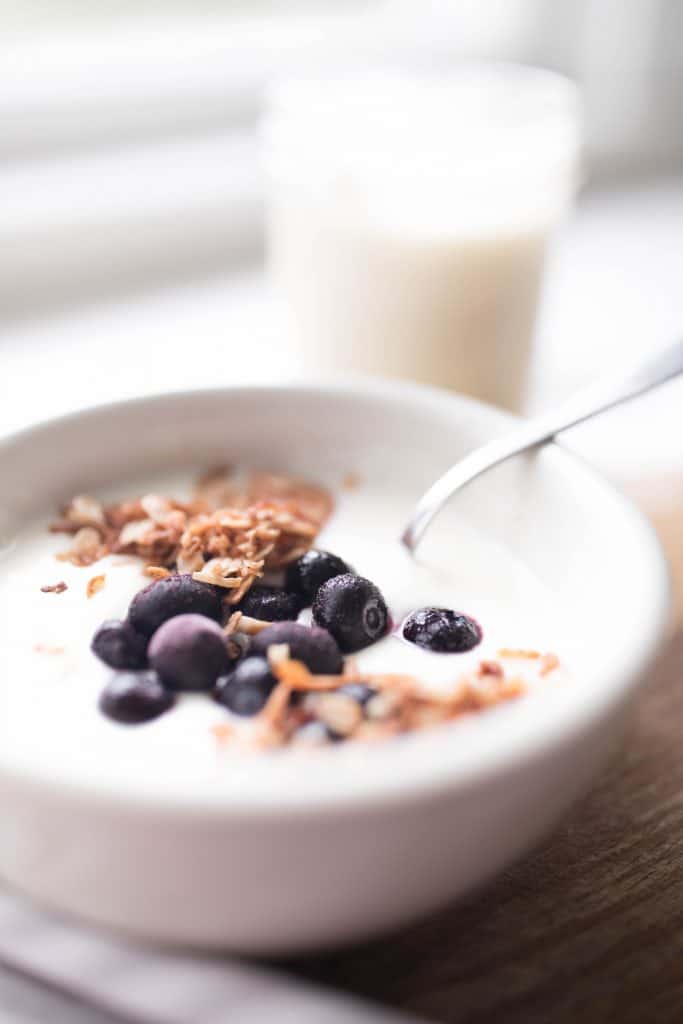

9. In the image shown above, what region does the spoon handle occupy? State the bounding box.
[401,339,683,552]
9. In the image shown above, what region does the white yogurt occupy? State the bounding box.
[0,470,566,777]
[265,66,580,411]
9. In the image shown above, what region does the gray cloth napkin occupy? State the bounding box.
[0,889,423,1024]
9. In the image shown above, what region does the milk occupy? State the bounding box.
[269,204,550,410]
[265,66,580,411]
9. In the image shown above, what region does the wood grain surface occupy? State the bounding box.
[296,630,683,1024]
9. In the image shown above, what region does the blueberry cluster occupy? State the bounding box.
[92,574,230,723]
[91,551,483,734]
[91,550,390,727]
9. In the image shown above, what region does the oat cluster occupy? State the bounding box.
[51,470,331,604]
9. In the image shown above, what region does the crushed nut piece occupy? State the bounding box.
[40,581,67,594]
[86,574,106,598]
[478,659,504,678]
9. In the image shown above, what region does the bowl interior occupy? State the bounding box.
[0,381,670,810]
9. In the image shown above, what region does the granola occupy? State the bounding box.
[212,654,538,751]
[51,469,332,603]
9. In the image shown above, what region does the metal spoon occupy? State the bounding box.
[401,339,683,553]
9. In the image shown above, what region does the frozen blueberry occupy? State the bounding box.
[148,613,231,691]
[238,584,303,622]
[312,574,388,653]
[402,607,482,653]
[91,619,148,669]
[215,657,277,716]
[99,670,173,725]
[285,550,353,605]
[337,682,377,706]
[250,622,343,675]
[128,574,222,638]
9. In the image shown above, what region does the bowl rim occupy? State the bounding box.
[0,379,672,817]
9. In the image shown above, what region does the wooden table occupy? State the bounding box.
[297,631,683,1023]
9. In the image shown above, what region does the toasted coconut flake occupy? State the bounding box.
[140,494,174,524]
[497,648,541,660]
[539,652,560,676]
[260,680,293,732]
[267,643,291,669]
[64,494,106,529]
[315,693,363,736]
[118,518,155,547]
[86,574,106,598]
[177,550,204,574]
[235,614,273,636]
[40,581,67,594]
[193,556,264,601]
[143,565,171,580]
[273,658,315,690]
[228,574,259,605]
[223,611,243,637]
[57,526,103,566]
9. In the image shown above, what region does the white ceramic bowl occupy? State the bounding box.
[0,381,670,953]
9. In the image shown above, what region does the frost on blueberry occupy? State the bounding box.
[250,622,343,674]
[312,574,389,653]
[237,584,303,622]
[128,574,223,638]
[402,607,482,653]
[148,613,232,691]
[285,549,353,605]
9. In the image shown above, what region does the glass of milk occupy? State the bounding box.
[264,65,580,411]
